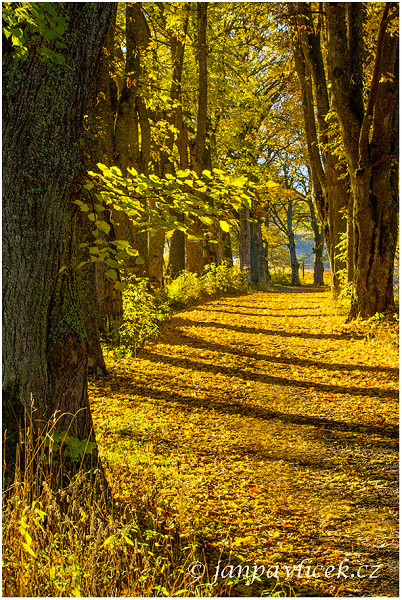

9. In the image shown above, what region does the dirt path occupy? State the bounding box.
[91,288,398,597]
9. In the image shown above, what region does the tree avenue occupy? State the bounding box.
[2,2,398,475]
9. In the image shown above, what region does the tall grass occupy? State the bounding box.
[2,412,233,597]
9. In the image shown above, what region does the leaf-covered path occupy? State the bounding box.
[90,288,398,597]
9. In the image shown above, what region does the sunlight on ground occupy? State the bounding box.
[90,286,398,597]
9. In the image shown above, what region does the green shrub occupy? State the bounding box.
[166,261,249,307]
[269,269,293,286]
[166,270,204,307]
[103,264,249,356]
[203,261,250,295]
[118,276,170,355]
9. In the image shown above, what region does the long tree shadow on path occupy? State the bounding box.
[195,308,327,318]
[159,329,399,377]
[168,316,366,341]
[139,349,398,402]
[117,378,398,443]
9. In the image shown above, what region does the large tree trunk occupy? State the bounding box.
[3,4,114,459]
[326,3,398,318]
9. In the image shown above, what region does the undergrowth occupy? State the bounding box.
[104,262,250,357]
[2,413,241,598]
[166,262,250,308]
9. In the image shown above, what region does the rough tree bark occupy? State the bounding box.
[326,2,399,318]
[3,4,114,456]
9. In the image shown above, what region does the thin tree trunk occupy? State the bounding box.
[114,3,149,277]
[307,198,325,286]
[250,220,268,287]
[185,2,208,273]
[239,207,252,282]
[291,2,348,296]
[79,8,118,369]
[222,231,234,266]
[287,201,301,286]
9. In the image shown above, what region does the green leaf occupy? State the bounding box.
[135,256,145,265]
[104,269,117,281]
[200,216,214,226]
[95,220,111,234]
[21,542,36,558]
[114,281,126,292]
[112,240,131,249]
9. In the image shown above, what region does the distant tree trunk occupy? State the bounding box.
[79,8,118,372]
[239,207,252,282]
[307,197,325,286]
[326,3,398,318]
[114,3,149,278]
[147,227,165,288]
[3,4,114,459]
[250,220,268,287]
[168,224,186,278]
[287,201,301,286]
[165,5,190,279]
[222,230,234,266]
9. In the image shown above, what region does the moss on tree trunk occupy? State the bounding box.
[3,3,114,467]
